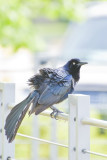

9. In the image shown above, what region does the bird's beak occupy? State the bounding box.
[78,61,88,66]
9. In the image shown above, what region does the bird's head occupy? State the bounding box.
[64,58,88,81]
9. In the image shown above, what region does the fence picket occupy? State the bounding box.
[68,94,90,160]
[0,83,15,160]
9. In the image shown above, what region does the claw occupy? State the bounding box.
[50,110,59,120]
[50,107,63,120]
[54,111,59,120]
[50,111,55,118]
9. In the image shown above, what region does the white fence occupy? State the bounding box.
[0,83,107,160]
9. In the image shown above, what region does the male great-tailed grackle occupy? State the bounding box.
[4,58,87,142]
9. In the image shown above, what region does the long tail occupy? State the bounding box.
[4,90,37,143]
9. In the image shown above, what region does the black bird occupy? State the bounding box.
[4,58,87,143]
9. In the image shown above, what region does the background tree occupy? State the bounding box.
[0,0,87,51]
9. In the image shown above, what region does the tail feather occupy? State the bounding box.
[5,104,30,135]
[28,94,39,115]
[7,104,30,142]
[5,98,30,129]
[4,91,37,143]
[5,105,26,128]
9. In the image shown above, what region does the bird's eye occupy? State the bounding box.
[73,62,76,65]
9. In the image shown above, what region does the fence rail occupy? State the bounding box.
[82,149,107,158]
[8,104,107,129]
[82,117,107,129]
[17,133,68,148]
[0,83,107,160]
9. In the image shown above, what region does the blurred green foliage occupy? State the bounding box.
[0,0,86,51]
[1,0,106,51]
[0,0,37,51]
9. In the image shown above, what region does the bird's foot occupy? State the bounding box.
[50,106,63,120]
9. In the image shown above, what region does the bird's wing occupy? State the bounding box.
[38,74,74,106]
[39,68,67,81]
[39,68,55,78]
[28,68,60,89]
[28,74,45,89]
[28,67,67,89]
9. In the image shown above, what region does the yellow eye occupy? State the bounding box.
[73,62,76,65]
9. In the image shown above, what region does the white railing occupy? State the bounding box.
[0,83,15,160]
[0,83,107,160]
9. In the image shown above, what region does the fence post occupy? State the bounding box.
[50,119,58,160]
[32,116,39,160]
[68,94,90,160]
[0,83,15,160]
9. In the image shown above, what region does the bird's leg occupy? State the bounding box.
[50,106,63,120]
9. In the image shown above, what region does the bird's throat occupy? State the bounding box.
[70,68,80,83]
